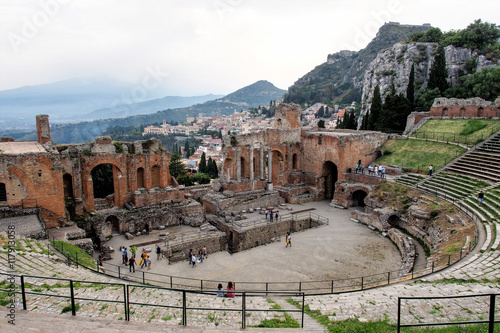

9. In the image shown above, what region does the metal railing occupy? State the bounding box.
[410,123,500,148]
[0,272,305,328]
[397,293,498,333]
[232,211,329,229]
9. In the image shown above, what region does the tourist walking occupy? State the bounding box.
[188,249,193,265]
[429,164,433,176]
[156,244,162,260]
[286,232,292,248]
[270,211,274,222]
[198,248,204,263]
[145,221,150,236]
[275,211,279,221]
[130,245,136,258]
[203,246,208,259]
[146,256,151,270]
[179,214,183,225]
[265,210,268,220]
[140,250,148,268]
[478,191,484,205]
[226,282,235,298]
[128,256,135,273]
[191,254,196,267]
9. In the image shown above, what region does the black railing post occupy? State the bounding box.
[448,255,451,266]
[201,280,203,291]
[411,267,414,280]
[489,294,496,333]
[266,282,268,295]
[397,297,401,333]
[299,282,302,292]
[69,280,76,316]
[182,291,187,326]
[118,266,121,279]
[124,284,129,321]
[242,292,246,329]
[142,271,145,284]
[361,277,364,290]
[301,292,305,328]
[387,272,391,285]
[170,276,173,288]
[21,275,27,310]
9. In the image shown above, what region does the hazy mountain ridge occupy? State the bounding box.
[8,80,285,144]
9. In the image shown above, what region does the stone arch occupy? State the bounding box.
[63,173,74,198]
[137,167,145,188]
[352,189,368,207]
[7,165,35,203]
[460,107,466,117]
[478,107,485,117]
[151,165,160,188]
[271,149,285,185]
[0,183,6,202]
[387,215,403,228]
[321,161,338,200]
[91,164,114,199]
[442,108,448,117]
[240,156,246,179]
[292,153,298,170]
[106,215,120,233]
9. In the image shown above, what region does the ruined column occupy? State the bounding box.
[267,148,273,191]
[226,168,231,182]
[260,147,265,180]
[236,149,241,182]
[250,148,254,180]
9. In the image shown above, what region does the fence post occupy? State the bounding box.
[301,292,305,328]
[170,276,173,288]
[124,284,129,321]
[142,271,145,284]
[69,280,76,316]
[361,277,364,290]
[448,255,451,266]
[266,282,269,295]
[397,297,401,333]
[182,291,187,326]
[489,294,495,333]
[118,266,121,279]
[21,275,27,310]
[242,292,246,329]
[387,272,391,285]
[331,280,334,293]
[299,282,302,292]
[201,280,203,291]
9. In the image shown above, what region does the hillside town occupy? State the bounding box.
[142,102,355,172]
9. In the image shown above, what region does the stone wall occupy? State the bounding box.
[167,232,226,263]
[430,97,500,118]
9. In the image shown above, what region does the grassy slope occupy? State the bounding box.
[412,119,500,145]
[376,139,467,170]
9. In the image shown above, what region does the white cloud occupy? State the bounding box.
[0,0,498,95]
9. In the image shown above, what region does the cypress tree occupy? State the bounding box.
[368,85,382,130]
[406,64,415,111]
[428,45,449,93]
[169,152,186,179]
[199,152,207,173]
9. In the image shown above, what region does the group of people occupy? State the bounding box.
[354,161,385,178]
[216,281,235,298]
[188,247,208,267]
[121,245,153,273]
[264,210,279,222]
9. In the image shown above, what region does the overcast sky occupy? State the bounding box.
[0,0,498,96]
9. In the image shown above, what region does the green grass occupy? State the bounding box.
[251,313,300,328]
[376,139,466,170]
[412,119,500,145]
[61,302,80,314]
[52,240,97,270]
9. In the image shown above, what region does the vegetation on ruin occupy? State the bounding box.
[413,119,500,140]
[52,240,97,270]
[375,139,466,171]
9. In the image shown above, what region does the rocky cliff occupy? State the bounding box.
[359,42,499,125]
[284,23,431,105]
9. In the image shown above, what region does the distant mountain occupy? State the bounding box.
[0,77,220,129]
[11,80,285,144]
[283,23,431,106]
[85,94,223,119]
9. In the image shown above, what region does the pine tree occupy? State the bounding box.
[199,152,207,173]
[428,45,449,93]
[169,152,186,179]
[406,64,415,111]
[368,85,382,130]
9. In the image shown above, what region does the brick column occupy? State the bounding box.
[236,149,241,182]
[260,147,265,180]
[250,148,254,180]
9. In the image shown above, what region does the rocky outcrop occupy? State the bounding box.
[359,42,499,127]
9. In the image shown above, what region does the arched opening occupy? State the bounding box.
[352,190,367,207]
[240,156,246,179]
[460,107,466,117]
[253,157,257,177]
[387,215,403,228]
[442,108,448,117]
[0,183,6,202]
[224,158,233,180]
[292,153,298,170]
[478,107,485,117]
[321,161,338,200]
[106,215,120,233]
[63,174,74,199]
[277,119,282,127]
[271,151,284,185]
[91,163,114,202]
[137,167,145,189]
[151,165,160,187]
